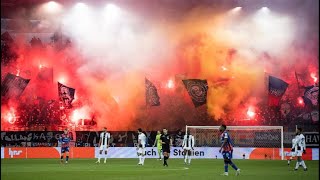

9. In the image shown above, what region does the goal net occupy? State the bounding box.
[186,126,284,160]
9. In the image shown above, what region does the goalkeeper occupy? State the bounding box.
[153,130,162,160]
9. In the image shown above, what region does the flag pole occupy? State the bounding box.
[294,71,301,94]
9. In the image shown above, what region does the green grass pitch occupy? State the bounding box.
[1,159,318,180]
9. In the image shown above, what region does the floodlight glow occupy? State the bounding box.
[261,7,270,13]
[232,7,242,12]
[43,1,61,13]
[74,2,88,11]
[105,4,120,13]
[228,6,242,15]
[103,3,121,20]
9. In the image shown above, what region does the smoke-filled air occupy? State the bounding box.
[1,0,318,130]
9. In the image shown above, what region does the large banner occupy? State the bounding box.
[1,131,319,148]
[145,78,160,106]
[0,131,71,147]
[268,75,288,106]
[303,85,319,107]
[1,73,30,99]
[1,147,318,160]
[182,79,208,107]
[58,82,75,108]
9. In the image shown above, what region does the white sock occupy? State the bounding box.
[142,156,145,164]
[98,154,101,161]
[184,155,187,163]
[104,154,107,161]
[139,155,142,164]
[295,162,300,169]
[188,155,191,164]
[301,161,307,169]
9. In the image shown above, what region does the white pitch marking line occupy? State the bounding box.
[162,167,189,170]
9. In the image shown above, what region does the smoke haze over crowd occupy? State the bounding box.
[1,0,318,130]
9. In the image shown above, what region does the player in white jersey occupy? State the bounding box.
[291,128,307,171]
[137,128,147,165]
[287,133,301,166]
[96,127,110,163]
[182,132,194,165]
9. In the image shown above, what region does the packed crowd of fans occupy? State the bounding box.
[1,33,318,132]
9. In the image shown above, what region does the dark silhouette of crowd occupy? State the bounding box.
[1,32,318,132]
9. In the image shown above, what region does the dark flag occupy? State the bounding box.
[58,82,75,108]
[182,79,208,107]
[1,31,13,42]
[294,71,307,90]
[145,78,160,106]
[1,73,30,98]
[268,75,288,106]
[302,85,319,107]
[37,67,53,83]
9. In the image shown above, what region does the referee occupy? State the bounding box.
[160,128,172,167]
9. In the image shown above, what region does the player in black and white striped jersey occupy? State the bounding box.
[96,127,111,164]
[182,132,194,165]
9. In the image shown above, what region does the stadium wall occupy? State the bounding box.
[1,147,318,160]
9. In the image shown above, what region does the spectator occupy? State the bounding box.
[174,130,184,147]
[76,138,83,147]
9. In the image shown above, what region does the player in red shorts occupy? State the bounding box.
[219,125,240,176]
[59,129,71,164]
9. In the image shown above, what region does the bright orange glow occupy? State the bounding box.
[167,79,174,89]
[58,76,66,84]
[247,108,255,118]
[298,97,304,105]
[310,73,318,82]
[5,108,16,124]
[71,107,91,123]
[44,1,61,13]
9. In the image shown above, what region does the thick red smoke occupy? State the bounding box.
[1,2,319,130]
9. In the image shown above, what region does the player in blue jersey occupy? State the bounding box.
[219,125,240,176]
[59,128,71,164]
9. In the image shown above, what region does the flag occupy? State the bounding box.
[58,82,75,108]
[1,73,30,99]
[145,78,160,106]
[37,67,53,83]
[268,75,288,106]
[294,71,307,89]
[311,110,319,122]
[302,85,319,107]
[1,31,13,42]
[182,79,208,107]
